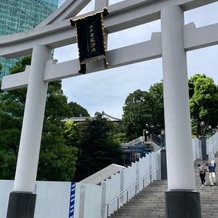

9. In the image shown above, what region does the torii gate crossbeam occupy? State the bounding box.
[2,22,218,91]
[1,0,218,217]
[0,0,216,58]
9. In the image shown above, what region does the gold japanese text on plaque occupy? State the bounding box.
[70,8,109,74]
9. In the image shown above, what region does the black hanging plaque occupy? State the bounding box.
[70,8,109,74]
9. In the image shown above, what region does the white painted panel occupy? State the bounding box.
[105,172,121,202]
[0,180,13,217]
[74,183,102,218]
[35,181,71,218]
[0,180,71,218]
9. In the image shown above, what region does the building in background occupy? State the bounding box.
[0,0,59,79]
[63,111,122,123]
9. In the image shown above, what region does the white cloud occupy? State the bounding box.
[55,1,218,119]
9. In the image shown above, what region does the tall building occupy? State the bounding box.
[0,0,59,79]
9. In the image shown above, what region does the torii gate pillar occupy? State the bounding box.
[6,45,50,218]
[3,0,218,216]
[161,5,201,217]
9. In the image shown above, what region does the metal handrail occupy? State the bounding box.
[105,167,159,217]
[121,136,144,147]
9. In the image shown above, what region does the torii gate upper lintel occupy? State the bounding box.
[1,0,218,91]
[1,0,218,218]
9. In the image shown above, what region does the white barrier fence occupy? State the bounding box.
[206,132,218,161]
[0,152,160,218]
[73,152,160,218]
[192,132,218,162]
[192,137,201,161]
[0,180,72,218]
[1,135,218,218]
[104,152,160,217]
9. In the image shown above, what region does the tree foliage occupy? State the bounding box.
[0,56,79,180]
[68,102,89,117]
[0,58,30,179]
[148,82,165,132]
[3,57,218,182]
[189,74,218,135]
[122,75,218,139]
[72,116,122,182]
[122,82,164,140]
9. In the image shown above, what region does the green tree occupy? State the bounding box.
[68,102,90,117]
[122,89,152,140]
[110,122,128,145]
[0,56,78,180]
[122,82,164,140]
[64,120,81,147]
[73,116,122,181]
[0,58,29,179]
[189,74,218,136]
[38,80,78,181]
[122,75,218,139]
[148,82,164,133]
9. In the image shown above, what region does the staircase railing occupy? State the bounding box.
[105,167,159,217]
[150,134,164,146]
[105,135,218,218]
[150,134,166,152]
[121,136,144,147]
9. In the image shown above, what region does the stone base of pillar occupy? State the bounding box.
[165,190,201,218]
[6,192,36,218]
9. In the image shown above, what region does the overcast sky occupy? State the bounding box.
[54,0,218,119]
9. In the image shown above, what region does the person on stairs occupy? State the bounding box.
[198,163,207,186]
[208,160,216,187]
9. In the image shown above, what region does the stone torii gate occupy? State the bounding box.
[1,0,218,217]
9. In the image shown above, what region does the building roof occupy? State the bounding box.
[97,111,121,122]
[63,111,121,122]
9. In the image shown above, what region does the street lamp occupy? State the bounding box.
[161,129,165,147]
[200,121,207,160]
[143,129,145,142]
[160,129,167,179]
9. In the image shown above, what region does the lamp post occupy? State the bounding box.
[160,129,167,180]
[161,129,165,147]
[143,129,145,142]
[200,121,207,161]
[143,124,149,142]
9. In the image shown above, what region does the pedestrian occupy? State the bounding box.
[208,160,216,187]
[197,163,206,186]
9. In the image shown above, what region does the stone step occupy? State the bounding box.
[109,156,218,218]
[111,215,166,218]
[116,207,165,211]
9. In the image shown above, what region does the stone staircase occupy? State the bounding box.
[109,157,218,218]
[108,180,167,218]
[195,157,218,218]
